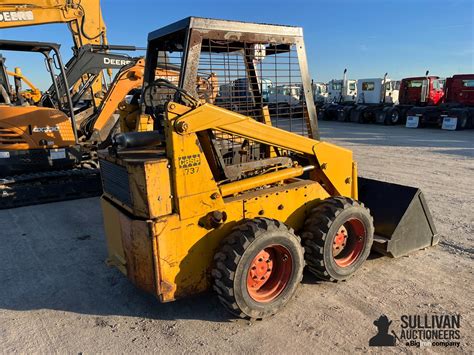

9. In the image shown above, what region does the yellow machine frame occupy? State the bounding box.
[99,17,438,318]
[101,101,355,301]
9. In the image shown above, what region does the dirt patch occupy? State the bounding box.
[0,122,472,353]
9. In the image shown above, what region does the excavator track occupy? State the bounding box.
[0,168,102,209]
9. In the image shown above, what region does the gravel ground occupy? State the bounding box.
[0,122,472,353]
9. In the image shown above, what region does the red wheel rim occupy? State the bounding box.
[246,245,293,303]
[332,218,366,267]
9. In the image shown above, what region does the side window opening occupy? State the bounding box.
[361,82,375,91]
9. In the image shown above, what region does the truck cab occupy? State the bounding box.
[439,74,474,130]
[402,75,457,129]
[217,78,273,106]
[399,76,444,106]
[267,85,301,105]
[312,81,328,105]
[327,79,357,103]
[356,78,400,105]
[445,74,474,106]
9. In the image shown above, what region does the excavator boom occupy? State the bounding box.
[0,0,109,106]
[0,0,107,48]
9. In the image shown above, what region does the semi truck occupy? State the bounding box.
[320,73,401,124]
[217,79,306,117]
[345,74,401,124]
[318,69,357,120]
[312,81,328,107]
[406,74,474,130]
[331,73,444,126]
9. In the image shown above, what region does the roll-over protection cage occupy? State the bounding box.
[141,16,319,140]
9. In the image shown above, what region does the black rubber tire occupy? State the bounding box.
[398,107,408,124]
[455,111,469,130]
[336,109,346,122]
[301,197,374,282]
[212,218,304,319]
[337,106,353,122]
[385,108,400,125]
[350,108,363,123]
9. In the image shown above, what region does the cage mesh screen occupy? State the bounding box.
[198,40,310,137]
[193,40,310,178]
[145,34,312,181]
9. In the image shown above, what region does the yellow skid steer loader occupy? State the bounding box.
[99,17,439,319]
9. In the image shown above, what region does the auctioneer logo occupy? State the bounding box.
[369,313,461,348]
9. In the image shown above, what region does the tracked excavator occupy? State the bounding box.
[0,39,218,208]
[0,0,148,208]
[0,0,149,125]
[99,17,439,319]
[0,40,101,207]
[0,0,112,106]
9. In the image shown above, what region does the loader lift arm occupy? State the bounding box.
[168,101,355,198]
[84,61,219,144]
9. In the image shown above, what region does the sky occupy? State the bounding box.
[1,0,473,90]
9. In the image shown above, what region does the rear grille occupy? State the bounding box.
[0,128,27,145]
[100,159,132,206]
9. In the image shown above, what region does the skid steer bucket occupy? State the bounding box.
[358,177,439,258]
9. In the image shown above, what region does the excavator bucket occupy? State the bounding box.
[358,177,439,258]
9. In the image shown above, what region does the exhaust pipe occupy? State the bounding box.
[382,72,388,104]
[340,68,348,103]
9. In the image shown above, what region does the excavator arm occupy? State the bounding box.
[0,0,107,48]
[0,0,109,106]
[88,58,145,143]
[88,62,219,144]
